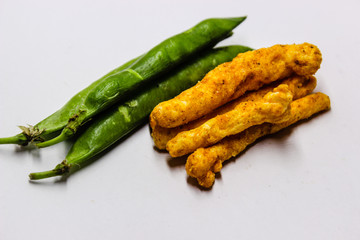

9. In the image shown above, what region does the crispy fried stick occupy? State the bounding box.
[185,92,331,188]
[151,75,317,150]
[167,84,294,157]
[150,43,322,128]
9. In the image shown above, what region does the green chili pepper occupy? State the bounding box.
[28,45,252,180]
[34,17,246,148]
[0,17,246,147]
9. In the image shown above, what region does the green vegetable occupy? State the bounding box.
[2,16,246,148]
[0,56,140,145]
[28,45,252,180]
[35,17,246,148]
[1,17,246,147]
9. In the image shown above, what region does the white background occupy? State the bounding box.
[0,0,359,239]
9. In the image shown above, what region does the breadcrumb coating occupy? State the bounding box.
[185,92,331,188]
[151,75,316,150]
[166,84,294,157]
[150,43,322,128]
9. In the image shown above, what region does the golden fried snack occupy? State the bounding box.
[166,84,294,157]
[150,43,322,128]
[151,75,317,150]
[185,92,331,188]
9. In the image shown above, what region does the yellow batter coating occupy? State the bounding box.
[166,84,294,157]
[185,92,331,188]
[151,75,317,150]
[150,43,322,128]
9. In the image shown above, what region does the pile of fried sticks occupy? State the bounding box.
[150,43,330,188]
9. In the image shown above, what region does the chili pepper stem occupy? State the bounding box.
[29,169,63,180]
[0,134,28,145]
[35,131,68,148]
[29,160,71,180]
[0,136,21,144]
[36,110,86,148]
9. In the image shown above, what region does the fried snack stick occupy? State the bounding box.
[151,75,316,150]
[150,43,322,128]
[167,84,294,157]
[186,92,331,188]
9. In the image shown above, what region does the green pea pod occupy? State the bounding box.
[28,45,253,180]
[34,16,246,148]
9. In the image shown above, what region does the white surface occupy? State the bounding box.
[0,0,359,239]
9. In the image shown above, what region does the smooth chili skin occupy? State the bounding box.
[35,56,140,135]
[35,17,247,148]
[28,45,253,180]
